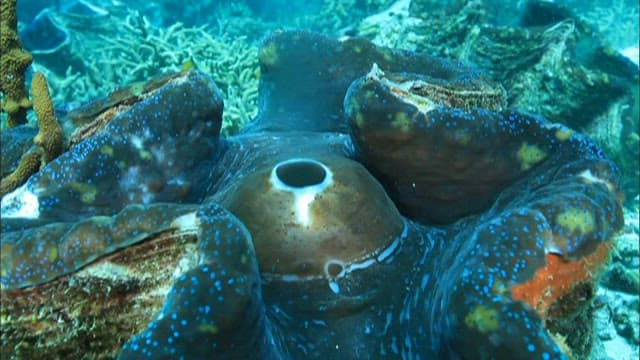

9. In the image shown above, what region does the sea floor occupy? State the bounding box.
[591,196,640,360]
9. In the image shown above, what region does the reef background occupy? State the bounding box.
[1,0,639,359]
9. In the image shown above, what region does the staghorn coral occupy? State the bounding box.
[356,0,425,50]
[562,0,639,50]
[297,0,397,34]
[44,8,259,137]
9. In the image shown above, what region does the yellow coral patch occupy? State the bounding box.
[0,243,11,278]
[130,82,145,97]
[139,149,153,161]
[464,305,499,333]
[258,42,279,67]
[556,208,595,235]
[355,112,365,128]
[364,90,375,100]
[181,58,197,71]
[554,128,573,141]
[392,112,411,132]
[19,98,32,108]
[380,48,393,62]
[516,142,547,171]
[100,145,114,156]
[48,246,58,262]
[70,182,98,204]
[198,323,219,335]
[2,99,19,114]
[452,129,471,145]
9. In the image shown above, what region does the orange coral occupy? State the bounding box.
[511,241,612,318]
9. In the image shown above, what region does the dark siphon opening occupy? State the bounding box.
[276,160,326,188]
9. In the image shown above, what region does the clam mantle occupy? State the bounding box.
[1,30,622,360]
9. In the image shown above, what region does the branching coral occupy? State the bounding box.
[0,149,41,196]
[0,72,65,197]
[30,72,64,163]
[45,9,259,136]
[0,0,33,128]
[357,0,425,50]
[298,0,397,34]
[0,1,64,197]
[566,0,639,49]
